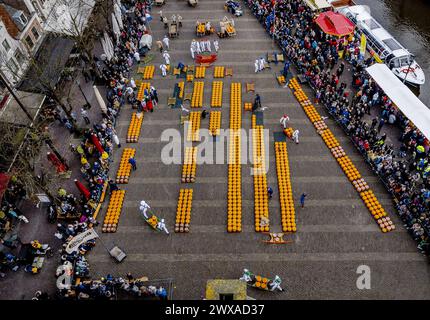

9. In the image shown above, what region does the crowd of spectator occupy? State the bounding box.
[246,0,429,254]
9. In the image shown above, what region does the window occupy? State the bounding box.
[31,27,40,40]
[399,56,412,67]
[390,58,400,69]
[382,38,402,51]
[363,19,380,30]
[25,35,34,49]
[2,39,11,52]
[20,13,28,26]
[32,0,44,18]
[8,58,19,73]
[14,49,25,64]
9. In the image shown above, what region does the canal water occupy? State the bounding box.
[356,0,430,105]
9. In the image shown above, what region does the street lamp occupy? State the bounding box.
[75,79,92,109]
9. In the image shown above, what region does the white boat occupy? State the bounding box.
[337,5,425,86]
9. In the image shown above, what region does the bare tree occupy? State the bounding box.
[0,45,79,130]
[93,0,114,31]
[0,121,61,202]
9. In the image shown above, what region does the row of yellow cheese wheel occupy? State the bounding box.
[195,66,206,79]
[209,111,221,136]
[187,111,201,142]
[102,190,126,233]
[252,115,270,232]
[244,102,252,111]
[227,83,242,233]
[211,81,223,107]
[182,147,197,183]
[191,81,204,108]
[143,65,155,80]
[116,148,136,184]
[175,189,193,233]
[126,112,143,143]
[214,66,225,78]
[288,78,395,232]
[275,142,297,233]
[137,82,150,101]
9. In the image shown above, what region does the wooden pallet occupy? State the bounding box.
[246,83,255,93]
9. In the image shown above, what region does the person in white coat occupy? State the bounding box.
[180,104,190,114]
[200,40,206,52]
[134,51,140,64]
[213,40,219,52]
[255,59,259,73]
[130,78,136,90]
[162,35,169,50]
[279,114,290,129]
[157,218,169,234]
[259,57,266,72]
[206,39,211,52]
[292,129,300,144]
[112,131,121,148]
[190,40,196,59]
[195,41,201,54]
[160,64,167,77]
[139,200,151,218]
[162,51,170,65]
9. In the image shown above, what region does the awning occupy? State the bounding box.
[366,63,430,140]
[0,173,11,203]
[305,0,332,11]
[315,11,355,37]
[17,34,75,94]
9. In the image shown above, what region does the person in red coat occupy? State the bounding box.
[147,98,153,113]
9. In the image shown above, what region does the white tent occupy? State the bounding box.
[366,63,430,140]
[139,34,153,50]
[112,12,121,40]
[114,3,123,30]
[100,37,113,61]
[104,32,115,58]
[100,38,110,60]
[93,86,107,113]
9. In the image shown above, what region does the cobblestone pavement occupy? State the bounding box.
[2,1,429,300]
[87,1,430,300]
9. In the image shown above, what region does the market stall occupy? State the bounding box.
[314,10,355,37]
[366,63,430,141]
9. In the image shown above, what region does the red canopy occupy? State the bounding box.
[315,11,355,37]
[75,179,91,200]
[0,173,10,202]
[91,134,104,154]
